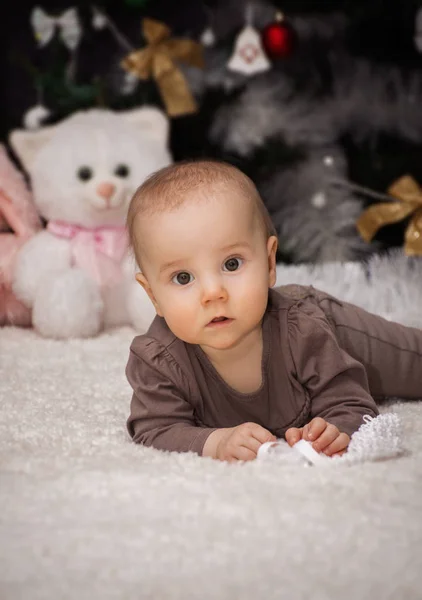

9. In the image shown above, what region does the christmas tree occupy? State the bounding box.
[182,0,422,263]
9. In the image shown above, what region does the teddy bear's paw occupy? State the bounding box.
[12,231,71,309]
[32,269,104,339]
[126,281,157,333]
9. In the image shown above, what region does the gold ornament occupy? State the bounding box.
[121,18,203,117]
[357,175,422,256]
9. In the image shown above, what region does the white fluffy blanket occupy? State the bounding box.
[1,251,422,600]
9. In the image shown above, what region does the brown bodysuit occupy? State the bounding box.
[126,285,422,454]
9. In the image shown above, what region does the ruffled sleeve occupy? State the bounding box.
[287,300,379,437]
[126,337,216,455]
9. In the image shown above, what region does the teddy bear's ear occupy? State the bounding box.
[8,125,56,170]
[122,107,169,145]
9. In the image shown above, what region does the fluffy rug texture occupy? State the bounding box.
[1,251,422,600]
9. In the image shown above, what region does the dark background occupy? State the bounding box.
[1,0,421,145]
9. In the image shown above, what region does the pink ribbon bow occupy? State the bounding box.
[47,220,129,287]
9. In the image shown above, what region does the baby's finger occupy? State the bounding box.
[233,445,258,462]
[285,427,303,447]
[241,436,264,456]
[302,423,312,441]
[307,418,328,441]
[248,423,277,445]
[322,433,350,457]
[312,424,340,452]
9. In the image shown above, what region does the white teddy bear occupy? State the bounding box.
[9,107,171,338]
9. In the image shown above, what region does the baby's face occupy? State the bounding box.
[136,188,277,352]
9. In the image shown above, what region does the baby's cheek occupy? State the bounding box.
[239,283,268,315]
[161,296,196,334]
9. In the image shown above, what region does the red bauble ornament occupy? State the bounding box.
[261,13,296,59]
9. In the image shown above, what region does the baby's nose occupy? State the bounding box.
[96,182,116,200]
[201,278,228,303]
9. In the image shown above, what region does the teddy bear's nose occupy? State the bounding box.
[96,182,116,200]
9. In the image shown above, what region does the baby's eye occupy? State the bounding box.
[172,272,193,285]
[223,257,243,272]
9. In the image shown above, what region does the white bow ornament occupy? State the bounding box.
[30,6,81,50]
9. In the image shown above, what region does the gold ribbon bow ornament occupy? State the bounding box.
[121,18,203,117]
[357,175,422,255]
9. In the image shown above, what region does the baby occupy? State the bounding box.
[125,160,422,462]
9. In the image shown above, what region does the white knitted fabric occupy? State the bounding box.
[258,413,404,466]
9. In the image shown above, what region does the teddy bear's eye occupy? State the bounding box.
[77,166,93,181]
[114,164,130,178]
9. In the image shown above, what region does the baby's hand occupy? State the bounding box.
[285,417,350,457]
[208,423,276,462]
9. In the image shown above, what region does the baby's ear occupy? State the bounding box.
[267,236,278,287]
[135,272,163,316]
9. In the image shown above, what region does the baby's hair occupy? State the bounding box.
[127,159,276,265]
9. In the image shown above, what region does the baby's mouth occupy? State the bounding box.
[207,316,233,326]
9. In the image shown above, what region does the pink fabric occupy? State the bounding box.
[0,145,42,326]
[47,220,129,287]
